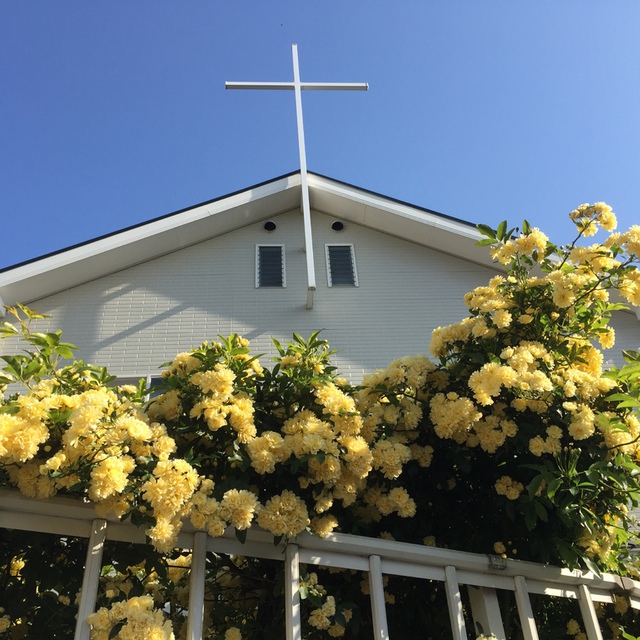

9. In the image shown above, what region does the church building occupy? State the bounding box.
[0,170,638,384]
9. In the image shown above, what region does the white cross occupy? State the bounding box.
[226,44,368,309]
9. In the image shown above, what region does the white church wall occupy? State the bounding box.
[2,206,637,384]
[607,309,640,365]
[2,210,505,383]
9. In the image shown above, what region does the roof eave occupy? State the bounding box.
[0,172,496,308]
[0,173,303,307]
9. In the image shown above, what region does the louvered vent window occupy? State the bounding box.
[326,244,358,287]
[256,245,285,287]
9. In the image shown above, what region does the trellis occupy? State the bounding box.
[1,488,638,640]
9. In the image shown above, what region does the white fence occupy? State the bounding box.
[1,488,638,640]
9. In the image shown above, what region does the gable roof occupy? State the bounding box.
[0,172,491,310]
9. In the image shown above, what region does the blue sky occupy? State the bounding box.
[1,2,639,269]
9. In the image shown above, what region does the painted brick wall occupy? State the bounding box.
[2,209,638,383]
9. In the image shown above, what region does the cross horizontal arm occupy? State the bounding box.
[226,81,368,91]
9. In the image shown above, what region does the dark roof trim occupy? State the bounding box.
[309,171,476,230]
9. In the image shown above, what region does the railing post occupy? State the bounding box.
[444,565,467,640]
[467,586,506,640]
[186,531,208,640]
[513,576,539,640]
[577,584,604,640]
[74,519,107,640]
[368,555,389,640]
[285,543,302,640]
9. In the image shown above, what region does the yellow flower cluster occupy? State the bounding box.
[308,595,336,630]
[490,228,549,264]
[87,595,174,640]
[467,414,517,454]
[579,524,617,567]
[162,351,201,377]
[360,356,436,464]
[430,317,487,359]
[219,488,259,530]
[358,485,416,520]
[566,618,586,640]
[175,364,256,442]
[569,202,617,237]
[148,389,182,422]
[429,392,518,453]
[0,380,178,509]
[555,362,616,403]
[146,335,447,546]
[152,340,259,444]
[528,425,563,457]
[430,393,481,440]
[371,440,411,479]
[142,459,200,552]
[494,476,524,500]
[245,430,287,474]
[256,489,309,538]
[189,479,227,538]
[377,486,416,518]
[426,218,640,464]
[243,398,373,517]
[464,276,510,312]
[310,513,339,537]
[468,363,518,406]
[0,404,49,464]
[618,253,640,306]
[225,628,242,640]
[563,403,596,441]
[89,456,135,501]
[598,413,640,456]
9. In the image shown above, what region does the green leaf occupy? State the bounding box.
[614,399,640,410]
[0,322,18,336]
[476,224,497,239]
[546,478,563,500]
[235,528,247,544]
[54,343,76,359]
[271,337,284,354]
[556,541,579,568]
[527,474,545,499]
[534,501,548,523]
[622,349,640,362]
[607,392,638,402]
[20,304,47,319]
[523,504,537,531]
[307,591,323,607]
[581,555,603,578]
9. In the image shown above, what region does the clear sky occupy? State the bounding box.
[1,2,639,269]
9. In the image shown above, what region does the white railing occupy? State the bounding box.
[1,488,639,640]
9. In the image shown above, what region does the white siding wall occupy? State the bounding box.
[2,210,638,382]
[608,309,640,365]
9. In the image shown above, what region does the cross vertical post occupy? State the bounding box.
[291,45,315,310]
[226,44,368,309]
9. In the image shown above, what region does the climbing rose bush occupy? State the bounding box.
[1,203,640,638]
